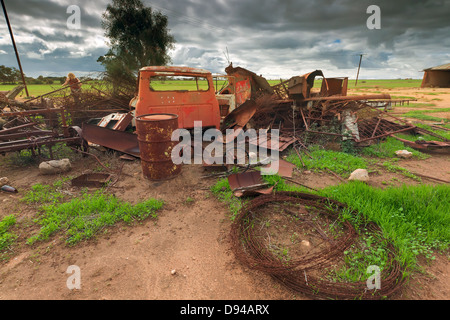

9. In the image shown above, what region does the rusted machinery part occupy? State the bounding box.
[230,191,405,300]
[67,125,88,153]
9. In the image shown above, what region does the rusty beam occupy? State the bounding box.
[303,94,391,102]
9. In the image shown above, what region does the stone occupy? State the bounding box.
[348,169,369,182]
[0,177,9,187]
[395,150,413,159]
[39,159,72,175]
[301,240,311,247]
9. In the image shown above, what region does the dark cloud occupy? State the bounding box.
[0,0,448,79]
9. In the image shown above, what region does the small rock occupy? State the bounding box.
[304,170,312,174]
[395,150,413,159]
[348,169,369,182]
[171,269,177,275]
[39,159,71,175]
[301,240,311,247]
[0,177,9,187]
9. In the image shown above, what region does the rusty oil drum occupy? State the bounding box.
[135,113,181,181]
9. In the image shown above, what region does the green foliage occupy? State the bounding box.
[286,145,368,177]
[210,178,245,221]
[98,0,175,94]
[0,215,17,255]
[362,136,429,160]
[0,65,21,84]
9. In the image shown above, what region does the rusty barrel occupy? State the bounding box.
[135,113,181,181]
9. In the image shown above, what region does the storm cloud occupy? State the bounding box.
[0,0,449,79]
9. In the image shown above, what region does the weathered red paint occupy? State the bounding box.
[135,66,221,129]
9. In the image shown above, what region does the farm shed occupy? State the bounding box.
[421,63,450,88]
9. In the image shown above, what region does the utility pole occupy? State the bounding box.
[355,54,366,86]
[1,0,29,97]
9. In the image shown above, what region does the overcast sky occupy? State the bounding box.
[1,0,449,80]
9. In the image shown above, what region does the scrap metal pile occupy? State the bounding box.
[0,82,134,157]
[221,64,419,146]
[0,87,85,156]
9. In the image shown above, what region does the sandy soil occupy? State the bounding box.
[0,86,449,301]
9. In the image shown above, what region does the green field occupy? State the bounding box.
[0,79,425,98]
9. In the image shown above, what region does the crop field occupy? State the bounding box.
[0,78,425,98]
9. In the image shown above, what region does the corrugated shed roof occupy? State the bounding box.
[424,63,450,71]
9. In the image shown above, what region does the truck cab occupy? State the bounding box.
[135,66,221,130]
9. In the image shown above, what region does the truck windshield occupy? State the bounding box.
[149,75,209,92]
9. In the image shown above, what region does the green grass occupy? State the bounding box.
[402,108,450,122]
[285,145,368,177]
[411,123,450,141]
[0,215,17,256]
[23,180,164,246]
[0,81,102,98]
[0,79,429,98]
[393,103,436,109]
[0,83,63,97]
[381,160,422,182]
[311,79,423,89]
[210,177,245,221]
[391,95,417,100]
[362,136,429,160]
[321,182,450,275]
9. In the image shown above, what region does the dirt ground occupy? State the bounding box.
[0,86,449,301]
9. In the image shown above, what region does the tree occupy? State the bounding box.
[98,0,175,94]
[0,65,21,84]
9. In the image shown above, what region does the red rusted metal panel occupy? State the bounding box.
[235,78,251,105]
[82,123,140,157]
[71,173,111,188]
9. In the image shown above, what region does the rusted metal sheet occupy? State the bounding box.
[320,77,348,96]
[235,78,252,105]
[135,113,181,181]
[97,112,133,131]
[391,135,450,151]
[221,99,257,131]
[71,173,111,188]
[82,122,140,157]
[264,159,296,177]
[227,171,273,197]
[248,134,296,152]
